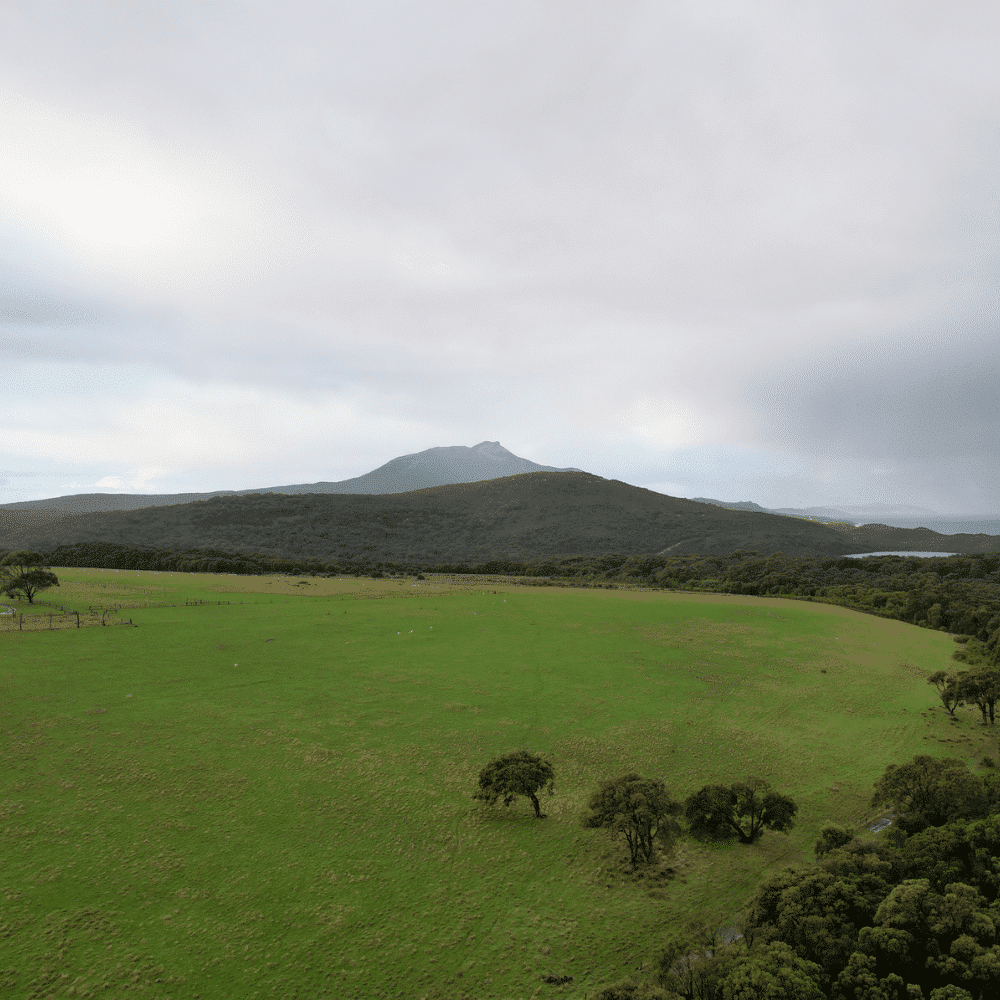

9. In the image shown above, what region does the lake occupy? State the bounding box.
[844,551,959,559]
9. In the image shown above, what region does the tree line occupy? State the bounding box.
[5,543,1000,648]
[475,750,1000,1000]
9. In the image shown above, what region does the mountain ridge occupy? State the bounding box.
[3,470,997,562]
[0,471,861,560]
[0,442,582,514]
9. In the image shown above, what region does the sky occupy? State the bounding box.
[1,1,998,515]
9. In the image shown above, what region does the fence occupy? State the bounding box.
[0,599,234,634]
[0,607,132,632]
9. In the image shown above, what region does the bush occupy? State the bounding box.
[588,977,672,1000]
[815,824,856,858]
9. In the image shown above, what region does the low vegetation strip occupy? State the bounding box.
[13,542,1000,645]
[5,474,997,564]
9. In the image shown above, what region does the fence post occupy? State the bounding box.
[49,615,53,630]
[75,612,80,628]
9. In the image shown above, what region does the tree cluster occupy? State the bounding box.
[472,752,796,868]
[928,635,1000,725]
[478,751,1000,999]
[589,753,1000,1000]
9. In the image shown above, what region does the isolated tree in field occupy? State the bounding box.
[584,773,682,865]
[870,754,989,832]
[685,776,797,845]
[928,670,964,716]
[0,551,59,604]
[472,750,554,819]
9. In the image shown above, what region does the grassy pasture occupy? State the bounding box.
[0,568,987,1000]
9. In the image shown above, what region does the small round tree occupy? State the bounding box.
[584,773,682,865]
[473,749,554,819]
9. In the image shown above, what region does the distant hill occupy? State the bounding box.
[0,471,877,562]
[690,498,774,513]
[0,442,582,514]
[692,497,942,523]
[771,502,941,520]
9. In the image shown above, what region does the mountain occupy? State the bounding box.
[276,440,582,495]
[0,471,872,561]
[5,470,991,564]
[0,442,582,514]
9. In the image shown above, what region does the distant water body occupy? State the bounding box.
[852,518,1000,535]
[845,551,959,559]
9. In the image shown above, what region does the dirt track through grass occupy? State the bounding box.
[0,569,986,999]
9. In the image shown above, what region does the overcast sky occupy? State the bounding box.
[1,1,998,514]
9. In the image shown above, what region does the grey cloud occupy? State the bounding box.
[0,2,998,512]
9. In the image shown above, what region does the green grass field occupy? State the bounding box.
[1,568,988,1000]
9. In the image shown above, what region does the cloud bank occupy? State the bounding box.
[1,1,997,514]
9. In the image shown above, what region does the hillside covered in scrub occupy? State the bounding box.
[2,471,995,563]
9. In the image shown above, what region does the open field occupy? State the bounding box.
[1,568,989,999]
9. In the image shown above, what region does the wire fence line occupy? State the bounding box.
[0,598,238,633]
[0,608,132,632]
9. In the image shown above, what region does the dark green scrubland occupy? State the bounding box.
[3,472,998,566]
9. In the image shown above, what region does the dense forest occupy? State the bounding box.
[4,472,997,563]
[602,753,1000,999]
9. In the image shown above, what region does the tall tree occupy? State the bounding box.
[472,750,554,819]
[927,671,963,717]
[584,773,682,865]
[731,777,798,844]
[0,551,59,604]
[685,777,797,845]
